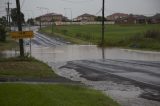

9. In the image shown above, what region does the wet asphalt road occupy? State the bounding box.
[32,31,68,46]
[62,59,160,89]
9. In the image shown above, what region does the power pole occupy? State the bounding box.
[6,2,11,26]
[7,2,9,26]
[40,16,42,29]
[7,2,12,30]
[102,0,105,60]
[102,0,105,46]
[16,0,24,57]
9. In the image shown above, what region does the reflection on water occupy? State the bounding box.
[25,45,160,63]
[2,45,160,62]
[0,50,19,58]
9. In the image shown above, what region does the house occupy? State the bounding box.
[36,13,66,22]
[150,13,160,24]
[106,13,128,21]
[116,14,148,24]
[133,15,147,24]
[76,13,96,22]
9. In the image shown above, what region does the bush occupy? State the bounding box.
[61,29,68,35]
[129,33,144,42]
[144,30,160,40]
[0,25,6,42]
[75,33,82,38]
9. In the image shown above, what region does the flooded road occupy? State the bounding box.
[31,45,160,63]
[2,29,160,106]
[27,44,160,106]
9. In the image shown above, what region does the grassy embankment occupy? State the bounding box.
[40,24,160,50]
[0,39,18,51]
[0,57,120,106]
[0,57,56,79]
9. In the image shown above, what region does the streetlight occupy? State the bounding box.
[37,7,43,29]
[37,7,50,27]
[64,8,72,23]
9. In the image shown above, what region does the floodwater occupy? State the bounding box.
[1,45,160,106]
[28,45,160,106]
[28,45,160,63]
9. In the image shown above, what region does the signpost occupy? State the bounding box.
[10,30,34,57]
[10,31,34,39]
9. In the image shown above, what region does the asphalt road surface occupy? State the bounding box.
[32,31,69,46]
[63,59,160,88]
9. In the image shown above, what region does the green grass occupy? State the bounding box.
[0,57,56,79]
[40,24,160,50]
[0,83,120,106]
[0,39,18,51]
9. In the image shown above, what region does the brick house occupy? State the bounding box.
[106,13,128,21]
[116,14,148,24]
[36,13,66,22]
[76,13,96,22]
[150,13,160,24]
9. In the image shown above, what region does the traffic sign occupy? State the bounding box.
[10,31,34,39]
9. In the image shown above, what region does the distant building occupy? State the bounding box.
[35,13,67,22]
[76,13,96,22]
[116,14,148,24]
[150,13,160,24]
[106,13,128,21]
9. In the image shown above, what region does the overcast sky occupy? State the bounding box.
[1,0,160,20]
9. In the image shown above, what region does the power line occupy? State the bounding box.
[60,0,95,3]
[95,8,102,16]
[21,0,25,9]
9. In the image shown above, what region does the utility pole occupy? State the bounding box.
[64,8,72,23]
[40,16,42,29]
[102,0,105,46]
[16,0,24,57]
[6,2,11,26]
[102,0,105,60]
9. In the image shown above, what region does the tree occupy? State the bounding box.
[27,18,34,25]
[95,16,106,21]
[0,16,7,26]
[11,8,25,24]
[0,25,6,42]
[0,16,7,41]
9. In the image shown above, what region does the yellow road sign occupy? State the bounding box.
[10,31,34,39]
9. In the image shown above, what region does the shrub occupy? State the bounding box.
[61,29,68,35]
[144,29,160,40]
[75,33,82,38]
[0,25,6,42]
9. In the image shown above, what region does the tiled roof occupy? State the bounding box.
[78,13,96,17]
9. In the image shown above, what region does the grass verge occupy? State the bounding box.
[0,83,120,106]
[40,24,160,51]
[0,57,56,79]
[0,39,18,51]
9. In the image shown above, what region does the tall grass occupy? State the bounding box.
[41,24,160,50]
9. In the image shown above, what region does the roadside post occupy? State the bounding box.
[52,16,54,33]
